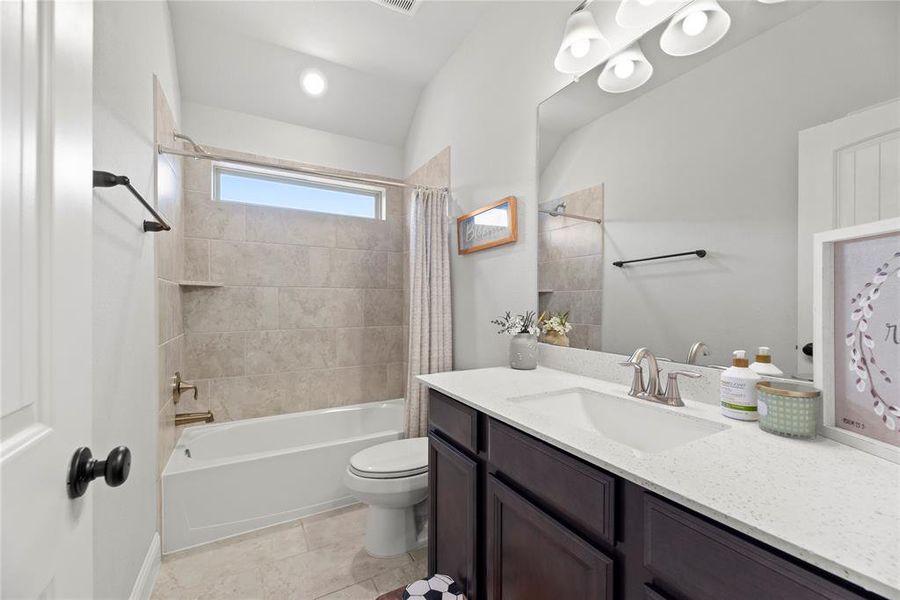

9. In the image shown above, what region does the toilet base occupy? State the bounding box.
[365,505,420,557]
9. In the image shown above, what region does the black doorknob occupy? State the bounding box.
[67,446,131,499]
[802,342,813,357]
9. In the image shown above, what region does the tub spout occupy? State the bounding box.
[174,411,215,426]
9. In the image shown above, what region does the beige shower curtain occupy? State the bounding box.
[405,187,453,438]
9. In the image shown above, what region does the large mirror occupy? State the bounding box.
[537,0,900,378]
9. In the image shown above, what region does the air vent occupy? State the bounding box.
[370,0,420,16]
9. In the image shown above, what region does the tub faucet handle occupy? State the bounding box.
[173,371,198,403]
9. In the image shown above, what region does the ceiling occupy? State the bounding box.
[169,0,509,147]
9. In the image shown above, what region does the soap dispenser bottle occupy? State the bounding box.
[720,350,761,421]
[750,346,784,377]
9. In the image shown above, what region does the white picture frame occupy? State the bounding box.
[814,217,900,465]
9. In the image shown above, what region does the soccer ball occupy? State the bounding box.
[402,574,466,600]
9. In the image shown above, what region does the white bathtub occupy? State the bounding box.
[161,399,404,554]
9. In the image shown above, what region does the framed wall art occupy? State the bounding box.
[457,196,518,255]
[814,217,900,464]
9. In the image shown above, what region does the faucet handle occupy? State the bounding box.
[662,370,702,406]
[619,361,645,397]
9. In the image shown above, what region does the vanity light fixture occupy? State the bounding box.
[615,0,682,29]
[597,42,653,93]
[301,69,327,97]
[554,0,611,75]
[660,0,731,57]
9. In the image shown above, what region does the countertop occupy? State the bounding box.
[418,366,900,599]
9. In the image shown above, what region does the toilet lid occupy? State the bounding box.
[349,438,428,479]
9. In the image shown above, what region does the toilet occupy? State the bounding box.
[344,437,429,558]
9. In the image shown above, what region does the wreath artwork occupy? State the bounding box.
[845,251,900,434]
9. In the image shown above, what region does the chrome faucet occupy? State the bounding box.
[686,341,710,365]
[619,347,701,407]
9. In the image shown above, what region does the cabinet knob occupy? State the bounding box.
[67,446,131,499]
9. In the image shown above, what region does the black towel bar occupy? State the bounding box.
[92,170,171,232]
[613,249,707,268]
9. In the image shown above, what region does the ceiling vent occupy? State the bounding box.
[370,0,421,16]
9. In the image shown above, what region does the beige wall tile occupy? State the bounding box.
[210,241,329,287]
[335,326,404,367]
[159,335,183,411]
[156,156,184,282]
[209,373,308,421]
[183,286,278,333]
[331,365,389,405]
[184,191,246,240]
[158,399,175,476]
[158,279,183,344]
[387,252,404,289]
[327,249,388,288]
[245,329,336,374]
[183,238,210,281]
[184,332,246,379]
[278,288,364,329]
[362,289,404,326]
[246,206,336,247]
[334,216,401,252]
[183,158,212,194]
[386,362,407,400]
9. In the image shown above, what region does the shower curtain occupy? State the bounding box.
[405,187,453,438]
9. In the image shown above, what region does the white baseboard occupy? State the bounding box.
[129,532,161,600]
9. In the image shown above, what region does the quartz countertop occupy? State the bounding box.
[418,366,900,599]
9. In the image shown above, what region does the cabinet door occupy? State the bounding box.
[487,475,614,600]
[429,433,478,600]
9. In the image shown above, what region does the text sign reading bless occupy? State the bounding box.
[457,196,518,255]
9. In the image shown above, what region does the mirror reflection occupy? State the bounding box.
[538,0,900,378]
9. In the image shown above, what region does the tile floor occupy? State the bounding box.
[151,504,425,600]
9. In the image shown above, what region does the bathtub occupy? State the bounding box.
[161,399,404,553]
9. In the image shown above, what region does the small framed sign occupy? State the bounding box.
[814,217,900,464]
[457,196,518,255]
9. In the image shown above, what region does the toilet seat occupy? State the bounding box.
[349,437,428,480]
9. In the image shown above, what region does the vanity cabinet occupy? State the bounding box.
[427,390,882,600]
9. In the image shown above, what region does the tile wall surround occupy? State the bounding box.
[179,145,413,423]
[154,80,186,530]
[538,185,604,350]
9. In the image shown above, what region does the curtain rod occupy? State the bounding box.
[157,143,448,192]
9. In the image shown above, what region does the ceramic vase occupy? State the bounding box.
[509,333,538,370]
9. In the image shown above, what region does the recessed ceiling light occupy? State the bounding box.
[301,69,327,97]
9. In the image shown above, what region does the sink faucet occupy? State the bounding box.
[686,341,709,365]
[619,347,701,406]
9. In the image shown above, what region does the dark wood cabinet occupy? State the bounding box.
[487,475,614,600]
[427,390,882,600]
[428,432,478,600]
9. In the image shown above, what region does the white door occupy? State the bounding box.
[1,1,94,598]
[797,99,900,375]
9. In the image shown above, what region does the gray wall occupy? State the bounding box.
[92,1,182,596]
[540,2,900,368]
[179,152,409,421]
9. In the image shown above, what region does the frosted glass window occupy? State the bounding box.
[214,163,384,219]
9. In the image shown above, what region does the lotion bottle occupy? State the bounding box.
[750,346,784,377]
[720,350,761,421]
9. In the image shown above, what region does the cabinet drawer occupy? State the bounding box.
[644,495,870,600]
[487,475,614,600]
[429,390,478,454]
[487,419,615,546]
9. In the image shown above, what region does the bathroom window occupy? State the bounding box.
[213,162,385,219]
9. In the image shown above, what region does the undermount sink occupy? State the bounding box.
[507,388,729,454]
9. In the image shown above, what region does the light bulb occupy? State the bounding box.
[681,10,708,36]
[569,39,591,59]
[301,70,327,97]
[613,59,635,79]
